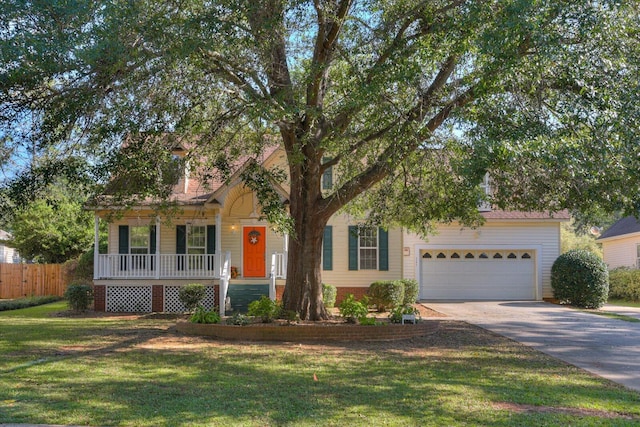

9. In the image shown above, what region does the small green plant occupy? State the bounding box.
[280,309,299,324]
[226,312,250,326]
[368,280,404,312]
[247,295,281,323]
[338,294,369,323]
[389,304,420,324]
[64,282,94,311]
[322,283,337,308]
[190,305,221,324]
[551,250,609,309]
[358,316,377,325]
[178,283,206,313]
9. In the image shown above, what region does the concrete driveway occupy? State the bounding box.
[424,301,640,393]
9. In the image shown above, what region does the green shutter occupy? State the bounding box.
[348,226,358,271]
[206,225,216,254]
[206,225,216,271]
[118,225,128,271]
[149,226,156,254]
[149,225,156,271]
[323,226,333,271]
[176,225,186,271]
[118,225,129,254]
[378,227,389,271]
[176,225,186,254]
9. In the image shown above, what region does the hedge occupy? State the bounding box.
[609,268,640,301]
[368,280,404,312]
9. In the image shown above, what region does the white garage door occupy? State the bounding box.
[420,249,535,300]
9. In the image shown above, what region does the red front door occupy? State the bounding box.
[243,226,266,277]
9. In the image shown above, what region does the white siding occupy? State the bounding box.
[602,236,640,269]
[403,221,561,299]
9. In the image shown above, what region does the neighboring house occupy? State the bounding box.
[90,145,568,314]
[597,216,640,268]
[0,230,19,264]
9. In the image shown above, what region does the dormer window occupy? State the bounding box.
[478,173,492,212]
[322,157,333,190]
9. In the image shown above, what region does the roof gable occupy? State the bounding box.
[598,216,640,240]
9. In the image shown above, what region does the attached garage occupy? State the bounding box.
[419,248,538,300]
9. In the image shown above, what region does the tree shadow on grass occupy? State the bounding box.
[1,320,639,425]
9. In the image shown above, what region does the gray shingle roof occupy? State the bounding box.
[598,216,640,240]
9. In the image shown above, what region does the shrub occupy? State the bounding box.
[178,283,206,312]
[367,280,404,312]
[609,268,640,301]
[247,295,281,323]
[322,283,337,309]
[226,312,250,326]
[551,250,609,309]
[389,304,420,324]
[64,282,94,311]
[338,294,369,323]
[358,316,377,325]
[0,295,62,312]
[399,279,419,305]
[190,305,221,324]
[280,309,299,324]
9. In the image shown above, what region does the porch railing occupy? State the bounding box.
[269,252,287,300]
[95,254,221,279]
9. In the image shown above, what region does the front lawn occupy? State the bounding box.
[607,299,640,308]
[1,302,639,426]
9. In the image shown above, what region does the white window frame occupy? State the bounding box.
[187,225,206,270]
[321,157,333,190]
[478,173,492,212]
[130,226,150,255]
[130,225,150,270]
[359,227,378,270]
[187,225,206,255]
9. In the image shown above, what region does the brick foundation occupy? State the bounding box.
[93,285,105,312]
[335,287,368,304]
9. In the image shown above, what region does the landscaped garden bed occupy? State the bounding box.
[176,317,439,341]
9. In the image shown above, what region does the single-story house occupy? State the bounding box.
[90,146,568,314]
[597,216,640,269]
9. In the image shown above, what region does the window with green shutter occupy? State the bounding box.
[348,226,388,271]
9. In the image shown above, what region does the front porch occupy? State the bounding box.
[94,253,223,280]
[93,250,287,315]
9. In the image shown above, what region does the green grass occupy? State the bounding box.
[607,299,640,308]
[1,303,639,426]
[582,309,640,322]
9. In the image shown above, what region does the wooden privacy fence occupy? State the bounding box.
[0,263,71,299]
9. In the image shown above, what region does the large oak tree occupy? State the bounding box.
[1,0,638,319]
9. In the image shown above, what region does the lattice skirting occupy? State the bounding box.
[164,285,215,313]
[106,286,153,313]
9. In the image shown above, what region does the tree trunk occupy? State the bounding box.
[281,129,332,320]
[282,211,329,320]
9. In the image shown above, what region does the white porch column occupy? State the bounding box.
[283,233,289,252]
[216,212,222,276]
[155,216,161,279]
[93,215,100,280]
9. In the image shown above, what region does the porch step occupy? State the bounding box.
[225,284,269,315]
